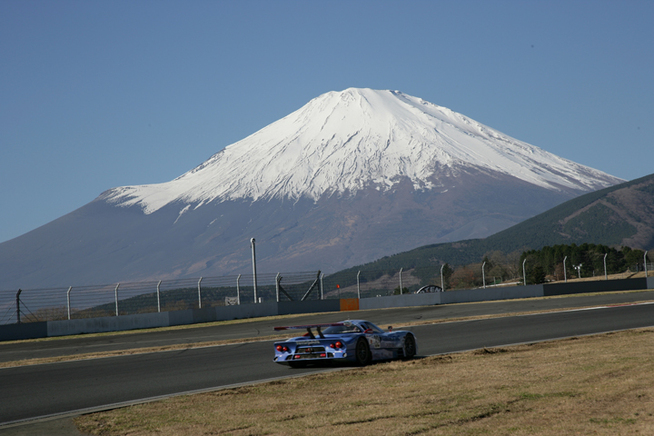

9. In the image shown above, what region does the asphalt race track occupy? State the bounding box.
[1,292,654,426]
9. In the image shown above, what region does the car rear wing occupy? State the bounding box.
[274,323,345,339]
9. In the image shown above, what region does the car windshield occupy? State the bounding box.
[322,323,362,334]
[361,322,384,333]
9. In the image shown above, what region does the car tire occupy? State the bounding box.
[403,334,416,359]
[355,337,372,366]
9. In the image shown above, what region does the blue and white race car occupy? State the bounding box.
[273,319,417,367]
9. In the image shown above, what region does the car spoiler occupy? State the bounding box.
[274,323,345,339]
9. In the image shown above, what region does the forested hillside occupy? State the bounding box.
[520,243,647,284]
[326,173,654,290]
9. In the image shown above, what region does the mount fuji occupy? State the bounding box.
[0,88,623,289]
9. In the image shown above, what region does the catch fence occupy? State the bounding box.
[0,268,428,325]
[4,262,649,326]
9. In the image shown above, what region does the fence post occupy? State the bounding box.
[440,264,445,292]
[156,280,162,313]
[114,283,120,316]
[604,253,608,281]
[197,277,203,309]
[275,273,281,302]
[67,286,72,320]
[16,289,22,324]
[482,261,486,289]
[563,256,567,282]
[399,268,403,294]
[236,274,241,305]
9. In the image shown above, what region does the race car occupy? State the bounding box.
[272,319,417,367]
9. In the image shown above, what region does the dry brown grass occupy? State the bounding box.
[75,328,654,436]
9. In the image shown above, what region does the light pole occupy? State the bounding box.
[645,251,649,278]
[563,256,568,283]
[236,274,241,305]
[440,264,446,292]
[482,261,486,289]
[604,253,608,281]
[357,271,361,299]
[251,238,258,303]
[320,273,324,300]
[522,258,527,286]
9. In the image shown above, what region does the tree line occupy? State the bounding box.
[520,243,648,284]
[424,244,649,290]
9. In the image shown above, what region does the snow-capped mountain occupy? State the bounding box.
[0,88,624,290]
[103,88,620,214]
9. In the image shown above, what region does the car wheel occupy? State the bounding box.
[355,337,372,366]
[403,334,416,359]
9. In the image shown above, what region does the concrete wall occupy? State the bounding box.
[543,278,648,296]
[215,301,278,321]
[14,300,340,339]
[278,300,340,315]
[360,292,440,310]
[440,285,544,304]
[0,321,47,341]
[48,312,170,337]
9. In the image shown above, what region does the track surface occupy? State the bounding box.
[1,291,654,425]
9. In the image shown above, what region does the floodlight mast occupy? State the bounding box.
[522,259,527,286]
[645,251,649,278]
[251,238,258,303]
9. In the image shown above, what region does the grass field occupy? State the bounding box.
[75,327,654,435]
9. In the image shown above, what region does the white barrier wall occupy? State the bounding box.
[440,285,544,304]
[360,292,440,310]
[48,312,170,337]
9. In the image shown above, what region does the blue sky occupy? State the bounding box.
[1,0,652,243]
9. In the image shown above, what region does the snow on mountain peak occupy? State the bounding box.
[104,88,624,214]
